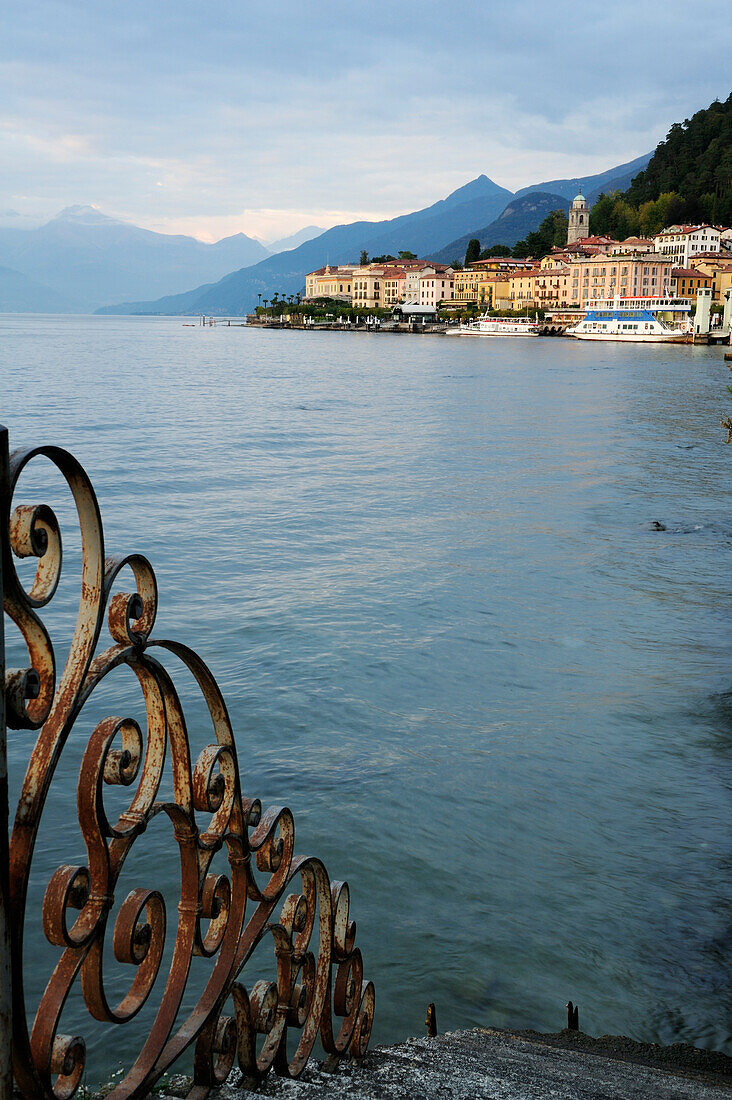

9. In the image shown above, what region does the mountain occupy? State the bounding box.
[0,265,80,312]
[515,152,652,204]
[97,176,514,315]
[0,206,270,311]
[266,226,325,252]
[428,192,570,264]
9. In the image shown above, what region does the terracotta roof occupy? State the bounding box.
[672,267,706,277]
[572,235,618,246]
[658,224,717,236]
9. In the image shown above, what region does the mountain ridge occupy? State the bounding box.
[97,175,515,315]
[428,192,571,264]
[98,156,649,316]
[0,210,270,311]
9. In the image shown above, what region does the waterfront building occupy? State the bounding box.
[351,267,385,308]
[688,254,732,303]
[478,273,513,310]
[508,266,573,310]
[567,191,590,245]
[453,258,534,306]
[452,267,482,303]
[508,268,540,308]
[404,261,450,301]
[381,267,407,306]
[402,266,423,302]
[653,225,721,267]
[304,264,354,301]
[670,267,713,299]
[419,269,454,307]
[567,253,675,306]
[306,258,452,309]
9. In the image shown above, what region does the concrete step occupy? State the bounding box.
[155,1027,732,1100]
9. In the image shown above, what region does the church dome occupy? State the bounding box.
[573,191,585,204]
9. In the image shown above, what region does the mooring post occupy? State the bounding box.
[0,424,12,1097]
[566,1000,579,1031]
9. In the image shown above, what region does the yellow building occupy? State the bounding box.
[304,265,354,301]
[508,269,539,309]
[671,267,713,299]
[452,259,533,307]
[452,267,482,303]
[382,268,407,306]
[476,273,512,309]
[688,255,732,303]
[351,266,387,308]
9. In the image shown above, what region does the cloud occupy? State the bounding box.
[0,0,729,239]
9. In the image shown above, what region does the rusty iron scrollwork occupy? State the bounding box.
[0,430,374,1099]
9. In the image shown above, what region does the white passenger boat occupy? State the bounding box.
[453,315,540,337]
[566,295,692,342]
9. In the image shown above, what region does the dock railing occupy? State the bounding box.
[0,425,373,1099]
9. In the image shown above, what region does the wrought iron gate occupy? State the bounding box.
[0,426,373,1098]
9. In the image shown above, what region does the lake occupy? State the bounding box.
[1,314,731,1085]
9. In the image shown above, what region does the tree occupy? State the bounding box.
[359,250,369,265]
[589,95,732,230]
[398,250,417,260]
[481,245,511,258]
[465,238,481,266]
[451,259,464,270]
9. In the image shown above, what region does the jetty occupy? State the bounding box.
[243,314,568,336]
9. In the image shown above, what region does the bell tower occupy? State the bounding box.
[567,189,589,245]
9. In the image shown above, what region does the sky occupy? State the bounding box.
[1,0,730,242]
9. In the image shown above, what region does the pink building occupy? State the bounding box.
[419,270,454,307]
[568,254,676,305]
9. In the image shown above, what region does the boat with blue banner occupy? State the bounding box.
[567,295,693,342]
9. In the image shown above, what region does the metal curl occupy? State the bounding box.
[49,1035,85,1100]
[9,503,62,607]
[2,434,373,1100]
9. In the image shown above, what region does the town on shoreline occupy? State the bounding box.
[249,196,732,337]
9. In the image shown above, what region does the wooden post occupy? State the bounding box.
[0,425,12,1097]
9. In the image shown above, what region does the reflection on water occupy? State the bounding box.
[1,315,731,1083]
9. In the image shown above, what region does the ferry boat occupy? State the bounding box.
[453,315,540,337]
[566,295,692,342]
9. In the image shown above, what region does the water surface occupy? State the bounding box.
[1,315,731,1082]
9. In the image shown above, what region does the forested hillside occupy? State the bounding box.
[591,94,732,237]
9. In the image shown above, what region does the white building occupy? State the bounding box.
[419,269,454,307]
[653,225,721,266]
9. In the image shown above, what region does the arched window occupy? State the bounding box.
[579,214,584,225]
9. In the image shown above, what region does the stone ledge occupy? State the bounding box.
[142,1027,732,1100]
